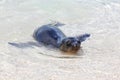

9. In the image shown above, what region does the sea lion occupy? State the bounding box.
[33,22,90,54]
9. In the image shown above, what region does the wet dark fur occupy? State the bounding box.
[33,22,90,54]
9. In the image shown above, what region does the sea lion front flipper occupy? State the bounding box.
[77,33,90,42]
[8,41,41,49]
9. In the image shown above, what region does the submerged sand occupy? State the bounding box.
[0,0,120,80]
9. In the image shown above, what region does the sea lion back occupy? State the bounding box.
[33,24,66,47]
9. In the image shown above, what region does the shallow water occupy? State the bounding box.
[0,0,120,80]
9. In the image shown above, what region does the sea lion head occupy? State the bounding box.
[60,37,81,54]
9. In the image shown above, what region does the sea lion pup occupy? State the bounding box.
[33,22,90,54]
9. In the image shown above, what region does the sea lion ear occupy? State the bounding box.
[77,33,90,42]
[65,39,72,45]
[61,38,71,45]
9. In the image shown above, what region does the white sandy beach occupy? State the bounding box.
[0,0,120,80]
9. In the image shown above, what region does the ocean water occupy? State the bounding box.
[0,0,120,80]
